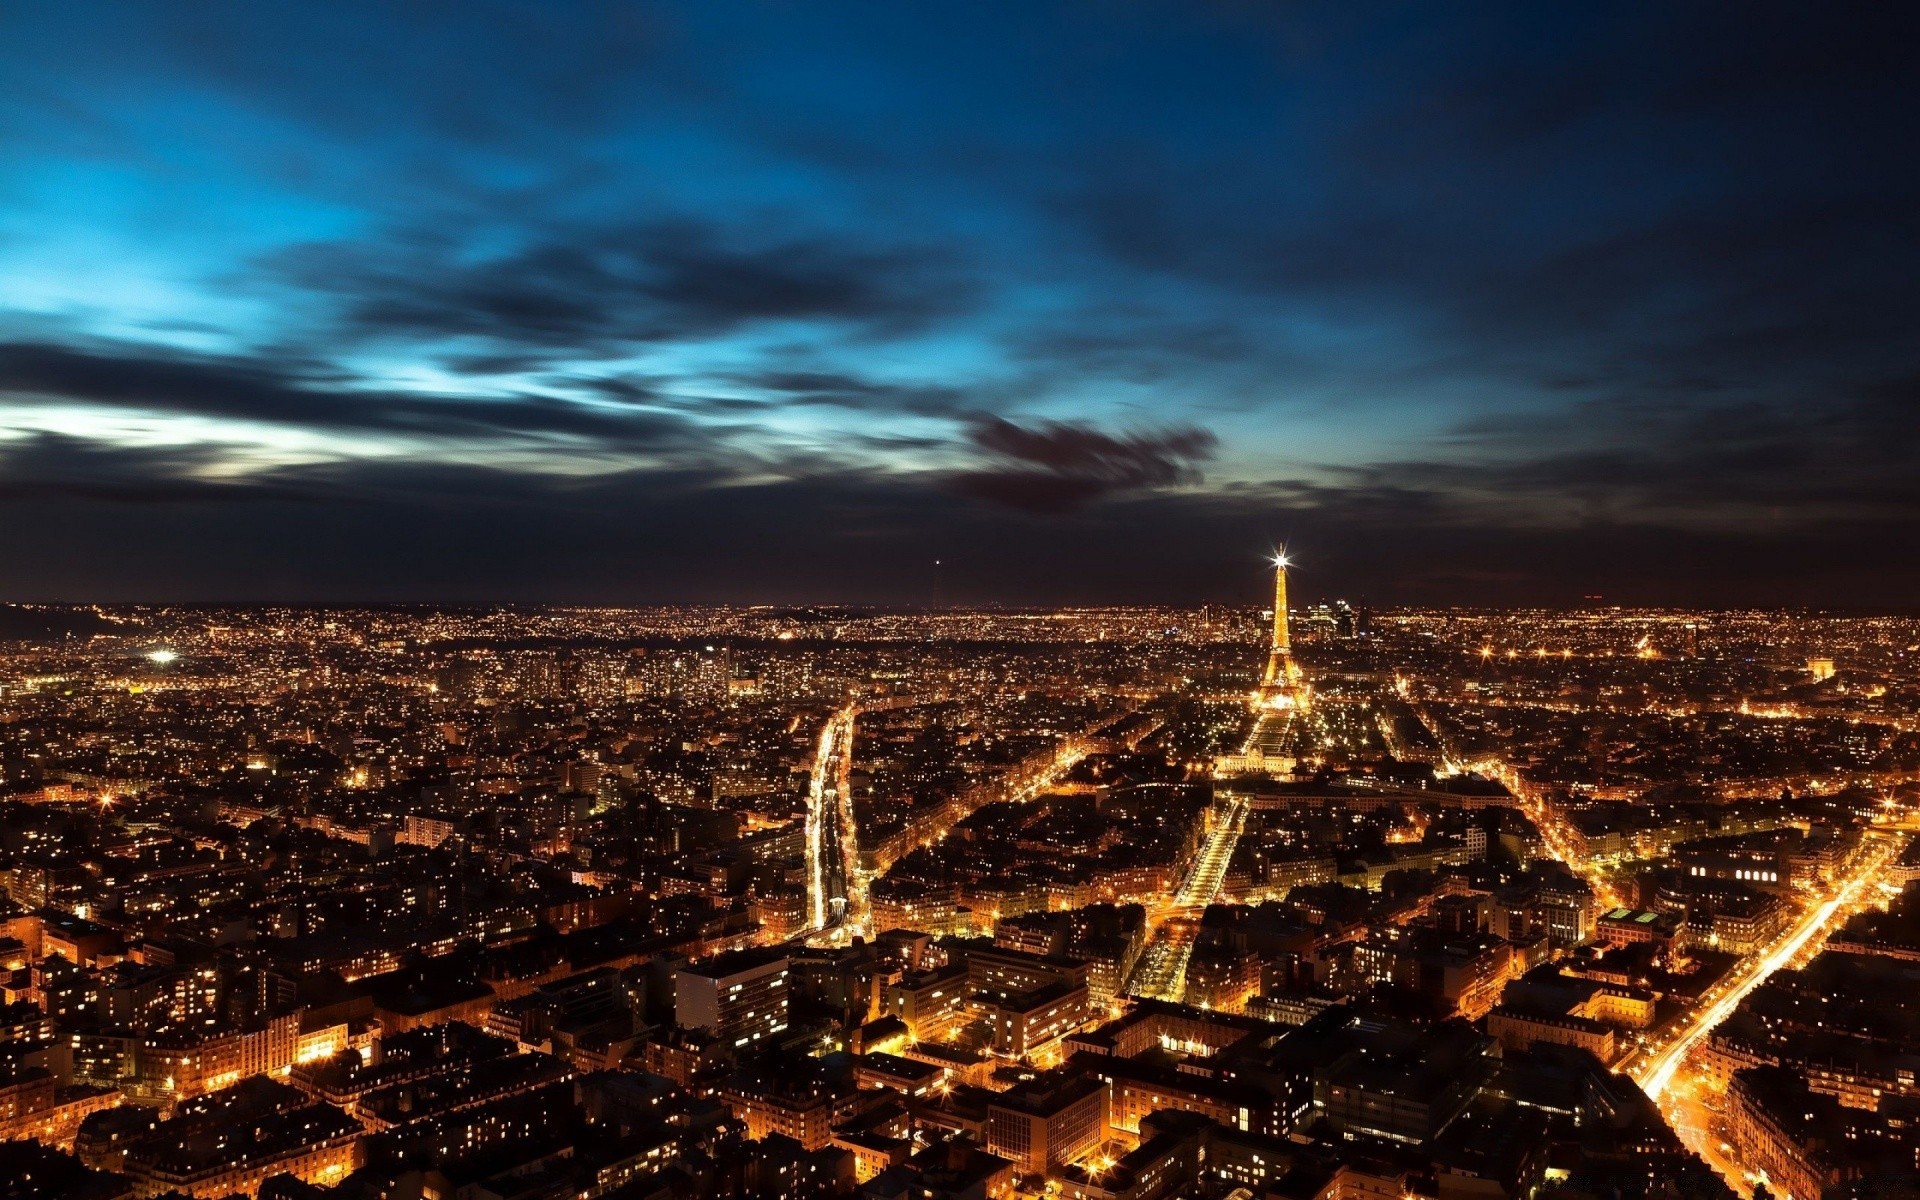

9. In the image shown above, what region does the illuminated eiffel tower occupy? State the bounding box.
[1256,550,1307,710]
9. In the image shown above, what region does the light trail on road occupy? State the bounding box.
[1127,710,1290,1000]
[807,703,1104,943]
[1178,796,1251,908]
[1452,729,1908,1192]
[1126,796,1253,1000]
[1635,833,1904,1102]
[804,704,859,935]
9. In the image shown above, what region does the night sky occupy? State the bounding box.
[2,3,1917,607]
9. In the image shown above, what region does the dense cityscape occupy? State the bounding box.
[1,562,1917,1200]
[6,1,1918,1197]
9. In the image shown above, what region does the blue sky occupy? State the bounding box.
[1,3,1916,604]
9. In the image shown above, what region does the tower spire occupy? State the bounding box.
[1271,551,1291,656]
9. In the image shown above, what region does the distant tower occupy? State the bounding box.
[1259,551,1304,703]
[1272,558,1291,655]
[1262,554,1291,685]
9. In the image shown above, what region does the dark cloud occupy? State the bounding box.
[950,416,1217,512]
[0,433,272,503]
[0,340,705,449]
[1072,186,1920,408]
[1057,3,1920,425]
[1369,377,1920,528]
[6,432,1920,608]
[272,219,979,358]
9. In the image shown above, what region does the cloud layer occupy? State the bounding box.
[0,3,1916,603]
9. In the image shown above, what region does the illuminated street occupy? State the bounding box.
[1459,749,1630,911]
[804,704,860,937]
[1127,692,1296,1002]
[1126,794,1251,1000]
[1633,832,1905,1103]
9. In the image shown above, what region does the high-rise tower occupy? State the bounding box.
[1257,551,1306,707]
[1270,555,1291,656]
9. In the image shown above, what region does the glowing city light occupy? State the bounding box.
[5,559,1910,1199]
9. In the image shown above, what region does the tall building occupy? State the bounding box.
[1265,552,1291,669]
[1257,551,1307,710]
[674,949,790,1051]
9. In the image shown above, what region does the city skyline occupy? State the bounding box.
[3,5,1919,605]
[3,590,1918,1199]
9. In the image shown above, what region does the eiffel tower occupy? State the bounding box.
[1257,551,1307,710]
